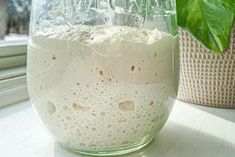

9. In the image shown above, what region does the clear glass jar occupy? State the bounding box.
[27,0,179,156]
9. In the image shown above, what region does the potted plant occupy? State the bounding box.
[176,0,235,107]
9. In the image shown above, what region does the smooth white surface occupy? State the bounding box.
[0,100,235,157]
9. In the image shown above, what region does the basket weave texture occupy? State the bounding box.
[178,26,235,108]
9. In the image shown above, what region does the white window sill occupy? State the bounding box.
[0,40,27,70]
[0,100,235,157]
[0,67,28,108]
[0,39,28,107]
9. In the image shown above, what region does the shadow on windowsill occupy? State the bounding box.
[0,100,30,118]
[179,100,235,123]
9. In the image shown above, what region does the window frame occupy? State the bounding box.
[0,40,28,108]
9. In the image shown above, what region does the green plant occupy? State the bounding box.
[176,0,235,54]
[112,0,234,54]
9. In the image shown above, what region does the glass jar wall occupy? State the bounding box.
[27,0,179,156]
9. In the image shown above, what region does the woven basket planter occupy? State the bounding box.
[178,26,235,108]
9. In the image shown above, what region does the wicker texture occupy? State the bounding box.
[178,26,235,108]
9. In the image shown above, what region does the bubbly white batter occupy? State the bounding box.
[27,25,178,151]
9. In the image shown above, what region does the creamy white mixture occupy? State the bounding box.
[27,25,178,151]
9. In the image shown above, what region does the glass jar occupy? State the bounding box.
[27,0,179,156]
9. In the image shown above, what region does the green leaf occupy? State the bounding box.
[176,0,235,54]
